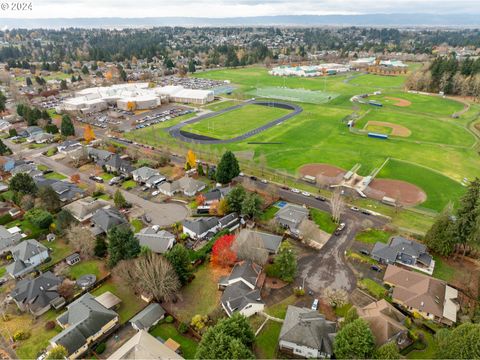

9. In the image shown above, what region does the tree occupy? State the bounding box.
[226,186,246,213]
[272,241,296,282]
[81,65,89,75]
[188,59,196,73]
[0,91,5,113]
[107,226,141,267]
[241,193,263,219]
[374,342,401,359]
[195,313,254,359]
[66,224,96,258]
[113,189,127,209]
[25,77,33,87]
[116,251,180,302]
[83,124,96,143]
[9,173,37,195]
[334,318,376,359]
[233,230,269,265]
[56,209,75,234]
[212,234,237,267]
[454,178,480,255]
[57,280,75,301]
[186,149,196,169]
[197,163,205,176]
[61,114,75,136]
[424,205,456,256]
[330,189,344,223]
[165,244,193,285]
[216,151,240,184]
[325,288,348,308]
[435,323,480,359]
[94,237,108,257]
[46,345,68,360]
[0,139,9,155]
[25,208,53,229]
[60,79,68,90]
[217,198,229,216]
[343,306,359,326]
[38,186,61,213]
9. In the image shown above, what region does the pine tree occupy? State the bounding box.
[61,114,75,136]
[216,151,240,184]
[455,178,480,255]
[424,206,456,256]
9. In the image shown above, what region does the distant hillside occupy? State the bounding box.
[2,14,480,29]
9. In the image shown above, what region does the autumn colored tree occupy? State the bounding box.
[209,200,219,215]
[212,234,237,267]
[186,150,197,169]
[70,174,80,183]
[196,194,206,206]
[83,124,96,143]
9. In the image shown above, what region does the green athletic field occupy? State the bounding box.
[247,86,339,104]
[182,104,291,140]
[125,66,480,211]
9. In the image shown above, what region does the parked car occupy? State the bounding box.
[370,265,382,272]
[143,214,152,223]
[335,222,346,235]
[301,191,311,197]
[361,210,372,215]
[152,190,160,196]
[261,179,268,184]
[141,186,149,192]
[89,175,104,183]
[311,299,319,311]
[359,249,370,256]
[350,206,360,212]
[239,172,245,177]
[250,176,258,181]
[291,188,300,193]
[315,195,326,201]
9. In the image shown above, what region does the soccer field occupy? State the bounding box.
[182,103,291,140]
[247,86,339,104]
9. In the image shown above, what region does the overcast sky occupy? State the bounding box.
[2,0,480,18]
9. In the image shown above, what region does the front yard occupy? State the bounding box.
[358,278,387,299]
[121,180,137,190]
[149,322,198,359]
[355,228,392,244]
[310,208,336,234]
[44,172,67,180]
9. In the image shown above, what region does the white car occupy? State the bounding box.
[311,299,319,311]
[301,191,311,197]
[261,179,268,184]
[291,188,300,193]
[152,190,160,196]
[350,206,360,212]
[239,172,245,177]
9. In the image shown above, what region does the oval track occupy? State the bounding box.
[168,100,303,144]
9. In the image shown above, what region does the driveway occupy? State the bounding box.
[31,154,189,226]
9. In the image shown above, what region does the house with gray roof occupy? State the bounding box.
[57,140,82,154]
[34,177,85,204]
[62,196,111,222]
[90,207,127,235]
[235,229,282,254]
[10,162,42,177]
[105,154,134,176]
[87,147,114,166]
[135,226,175,254]
[275,204,309,236]
[182,217,220,240]
[6,239,49,278]
[279,305,337,359]
[130,303,166,331]
[201,187,232,206]
[372,236,435,275]
[19,126,43,138]
[27,132,54,144]
[11,271,65,316]
[0,225,24,255]
[51,293,119,358]
[158,176,206,197]
[218,212,241,232]
[219,260,264,318]
[132,166,165,188]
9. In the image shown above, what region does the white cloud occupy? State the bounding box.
[1,0,479,18]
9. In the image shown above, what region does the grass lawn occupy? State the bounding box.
[37,164,49,172]
[259,206,279,221]
[183,104,291,140]
[334,303,353,317]
[254,320,281,359]
[67,259,107,279]
[130,218,144,232]
[150,322,198,359]
[39,239,73,270]
[355,228,392,244]
[121,180,136,190]
[202,100,238,112]
[91,279,146,324]
[265,295,297,319]
[167,263,220,322]
[310,208,337,234]
[7,219,49,239]
[346,250,378,265]
[432,255,456,282]
[0,266,5,277]
[99,172,115,181]
[44,171,67,180]
[96,193,111,201]
[406,329,438,359]
[358,278,387,299]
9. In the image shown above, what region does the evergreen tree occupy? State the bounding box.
[272,241,296,282]
[9,173,37,195]
[25,77,33,86]
[435,323,480,359]
[334,318,376,359]
[81,65,89,75]
[226,186,246,213]
[455,178,480,255]
[0,139,10,155]
[165,244,192,285]
[216,150,240,184]
[113,189,127,209]
[424,205,456,256]
[107,226,140,267]
[61,114,75,136]
[38,185,61,213]
[188,59,196,73]
[60,79,68,90]
[241,193,263,219]
[374,342,401,359]
[94,237,108,258]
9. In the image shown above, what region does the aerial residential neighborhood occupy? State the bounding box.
[0,2,479,360]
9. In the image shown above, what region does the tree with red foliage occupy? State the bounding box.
[196,194,206,206]
[211,234,237,267]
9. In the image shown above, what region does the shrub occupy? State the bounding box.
[25,208,53,229]
[45,321,55,330]
[293,287,305,296]
[191,314,209,333]
[178,322,189,334]
[165,315,174,323]
[0,213,12,225]
[95,342,106,354]
[13,330,30,341]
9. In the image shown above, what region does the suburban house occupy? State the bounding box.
[218,260,265,317]
[87,147,114,166]
[135,226,176,254]
[90,207,128,235]
[372,236,435,275]
[278,305,337,359]
[0,225,25,255]
[34,177,85,204]
[107,330,184,360]
[10,162,42,177]
[198,187,232,211]
[62,196,111,222]
[356,299,408,347]
[218,212,241,232]
[6,239,49,278]
[19,126,43,138]
[158,176,206,197]
[182,217,220,240]
[132,166,165,187]
[234,229,282,254]
[104,154,134,176]
[10,271,65,316]
[51,293,119,359]
[275,204,309,236]
[57,140,82,154]
[0,156,16,172]
[27,132,54,144]
[383,265,459,325]
[130,303,166,331]
[0,119,12,132]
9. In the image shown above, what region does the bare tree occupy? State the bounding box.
[66,224,96,259]
[233,230,269,266]
[330,189,345,223]
[324,288,348,308]
[116,252,180,302]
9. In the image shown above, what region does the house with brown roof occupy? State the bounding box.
[356,299,408,347]
[383,265,459,325]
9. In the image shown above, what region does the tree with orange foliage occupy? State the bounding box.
[186,150,196,170]
[105,71,113,80]
[209,200,219,215]
[70,174,80,184]
[83,125,96,144]
[211,234,236,267]
[196,194,205,206]
[127,101,136,112]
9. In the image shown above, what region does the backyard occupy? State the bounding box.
[149,322,198,359]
